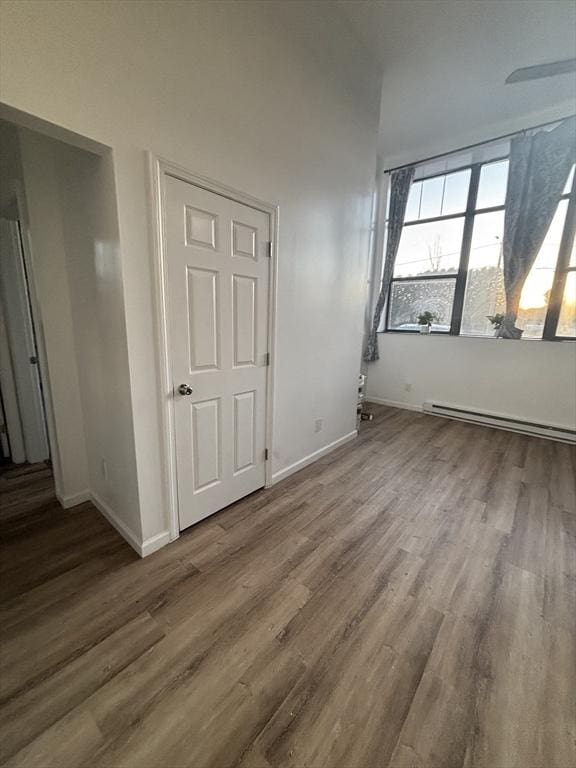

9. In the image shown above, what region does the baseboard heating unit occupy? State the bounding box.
[423,401,576,444]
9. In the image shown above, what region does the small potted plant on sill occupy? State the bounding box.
[487,313,505,337]
[417,311,438,334]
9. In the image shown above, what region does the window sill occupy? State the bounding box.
[378,330,575,342]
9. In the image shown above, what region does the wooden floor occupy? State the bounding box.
[0,406,575,768]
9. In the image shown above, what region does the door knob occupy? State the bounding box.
[178,384,193,396]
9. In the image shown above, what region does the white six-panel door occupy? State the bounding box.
[165,175,270,530]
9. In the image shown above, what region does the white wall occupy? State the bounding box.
[367,334,576,429]
[55,143,142,540]
[0,1,380,544]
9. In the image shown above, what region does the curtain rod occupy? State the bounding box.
[383,114,575,174]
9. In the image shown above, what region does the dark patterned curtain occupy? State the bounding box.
[364,166,414,361]
[499,116,576,338]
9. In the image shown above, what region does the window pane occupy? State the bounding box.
[441,169,471,215]
[388,279,455,331]
[405,170,471,223]
[460,211,505,335]
[518,200,568,338]
[460,202,568,338]
[394,217,465,277]
[477,160,509,209]
[404,181,422,222]
[557,272,576,337]
[420,176,444,218]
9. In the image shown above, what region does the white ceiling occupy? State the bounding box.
[338,0,576,163]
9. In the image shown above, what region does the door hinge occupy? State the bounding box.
[266,241,272,258]
[265,448,269,461]
[264,352,270,366]
[29,356,38,365]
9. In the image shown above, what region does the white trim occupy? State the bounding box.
[270,430,358,485]
[147,155,279,539]
[0,103,110,157]
[264,206,280,489]
[56,489,91,509]
[90,491,142,557]
[59,489,168,557]
[141,529,171,558]
[365,397,423,412]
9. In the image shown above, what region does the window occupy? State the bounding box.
[384,157,576,340]
[388,169,469,332]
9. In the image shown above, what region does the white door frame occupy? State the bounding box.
[147,155,279,542]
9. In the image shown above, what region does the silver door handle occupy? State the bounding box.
[178,384,193,396]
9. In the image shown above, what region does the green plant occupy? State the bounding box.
[487,313,505,328]
[417,311,438,326]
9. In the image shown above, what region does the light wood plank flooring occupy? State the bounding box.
[0,405,574,768]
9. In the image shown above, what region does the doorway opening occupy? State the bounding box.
[0,112,139,555]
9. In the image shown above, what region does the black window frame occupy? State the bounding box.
[383,156,576,341]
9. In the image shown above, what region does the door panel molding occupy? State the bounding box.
[191,397,221,492]
[186,266,220,371]
[233,390,256,474]
[232,274,257,367]
[148,155,279,542]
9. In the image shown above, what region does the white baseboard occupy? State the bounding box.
[141,529,171,557]
[55,486,172,558]
[89,491,142,557]
[270,430,358,485]
[364,397,423,412]
[56,489,91,509]
[89,491,170,558]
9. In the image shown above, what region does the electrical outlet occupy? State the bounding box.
[314,418,323,433]
[101,458,108,482]
[404,383,412,392]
